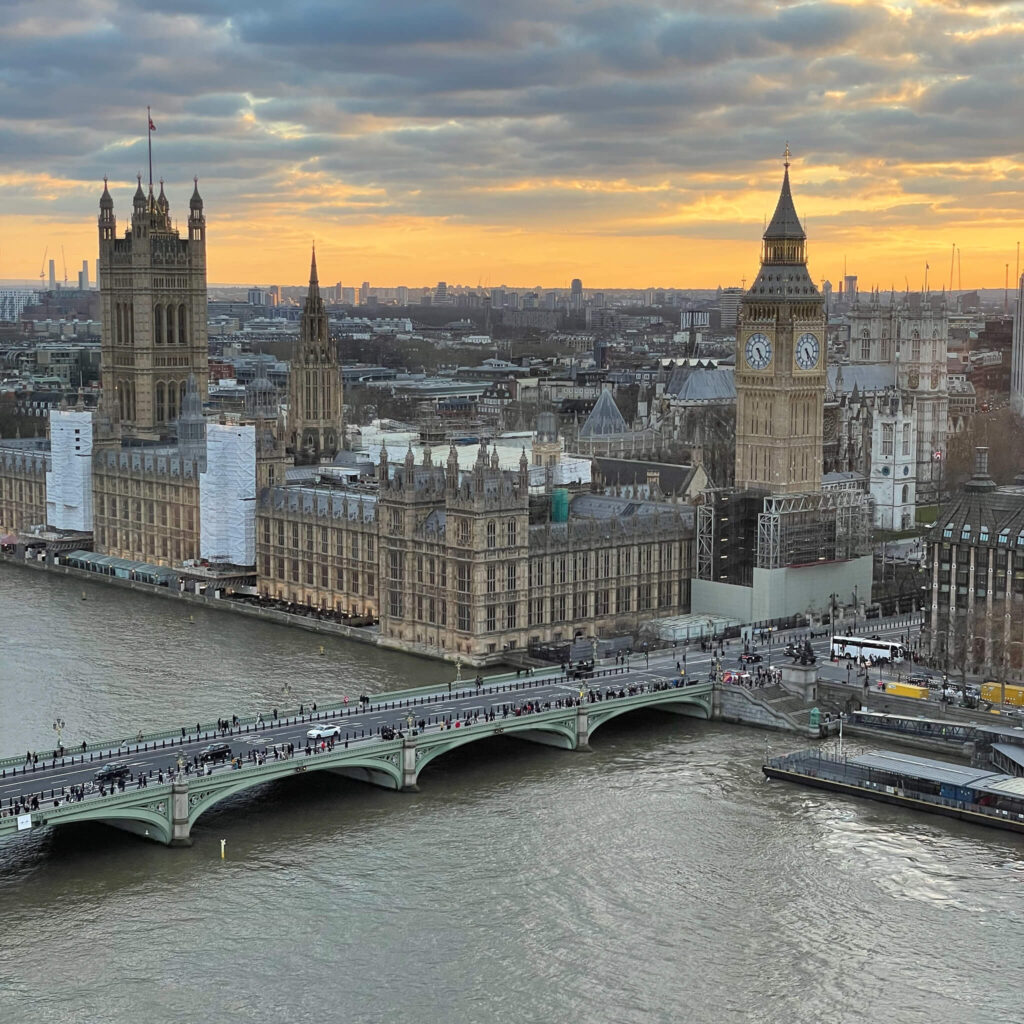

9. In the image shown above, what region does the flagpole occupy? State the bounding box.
[147,106,153,192]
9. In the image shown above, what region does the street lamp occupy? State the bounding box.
[53,717,66,750]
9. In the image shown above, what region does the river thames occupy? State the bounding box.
[1,567,1021,1024]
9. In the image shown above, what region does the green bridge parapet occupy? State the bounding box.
[0,680,714,847]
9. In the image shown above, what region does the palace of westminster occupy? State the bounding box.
[0,153,913,663]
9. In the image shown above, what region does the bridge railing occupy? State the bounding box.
[0,661,700,776]
[0,677,715,829]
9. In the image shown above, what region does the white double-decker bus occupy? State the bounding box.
[830,635,906,664]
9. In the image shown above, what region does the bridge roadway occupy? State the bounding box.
[0,656,714,847]
[0,613,923,848]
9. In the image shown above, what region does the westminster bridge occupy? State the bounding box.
[0,659,714,847]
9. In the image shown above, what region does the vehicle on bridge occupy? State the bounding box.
[830,635,905,664]
[739,652,762,664]
[94,763,131,784]
[307,724,342,741]
[198,743,232,764]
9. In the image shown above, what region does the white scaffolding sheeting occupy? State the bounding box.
[45,409,93,531]
[200,424,256,565]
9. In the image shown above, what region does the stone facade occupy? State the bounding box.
[845,291,949,504]
[734,156,826,494]
[98,176,208,439]
[0,442,48,534]
[92,447,201,564]
[923,451,1024,681]
[255,440,695,661]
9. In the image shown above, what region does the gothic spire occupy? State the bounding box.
[764,143,806,242]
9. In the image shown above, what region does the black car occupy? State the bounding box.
[95,762,131,784]
[739,652,763,664]
[199,743,232,764]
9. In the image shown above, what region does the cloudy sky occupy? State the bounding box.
[2,0,1023,289]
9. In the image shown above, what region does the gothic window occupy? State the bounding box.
[167,304,176,345]
[506,603,517,630]
[880,338,890,361]
[486,564,496,593]
[902,423,911,455]
[457,564,470,593]
[156,382,165,423]
[506,563,516,591]
[154,304,163,344]
[860,330,871,361]
[486,605,496,632]
[167,382,178,421]
[180,381,187,412]
[901,484,909,503]
[882,424,894,457]
[457,603,470,631]
[486,520,496,548]
[389,551,403,581]
[457,519,471,547]
[507,519,517,546]
[912,331,921,361]
[178,305,188,345]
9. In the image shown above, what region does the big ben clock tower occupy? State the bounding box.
[734,147,825,494]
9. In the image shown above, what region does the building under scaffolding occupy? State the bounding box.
[693,485,873,622]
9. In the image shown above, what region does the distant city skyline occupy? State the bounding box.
[1,1,1022,289]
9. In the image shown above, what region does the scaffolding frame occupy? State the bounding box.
[756,488,872,570]
[696,496,715,581]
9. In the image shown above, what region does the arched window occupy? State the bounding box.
[859,329,871,361]
[901,484,909,504]
[486,520,496,549]
[178,304,187,345]
[154,304,163,344]
[118,385,125,420]
[166,304,175,345]
[156,382,165,423]
[167,382,178,421]
[180,381,187,409]
[911,330,921,362]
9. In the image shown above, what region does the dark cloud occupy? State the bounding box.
[0,0,1022,264]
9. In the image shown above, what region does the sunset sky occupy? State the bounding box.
[2,0,1023,290]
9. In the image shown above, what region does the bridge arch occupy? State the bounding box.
[186,753,404,830]
[586,693,711,740]
[414,718,578,779]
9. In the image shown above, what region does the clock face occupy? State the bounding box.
[796,332,820,370]
[745,332,773,370]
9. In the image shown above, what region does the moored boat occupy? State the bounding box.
[763,747,1024,835]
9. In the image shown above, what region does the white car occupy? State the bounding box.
[306,724,341,741]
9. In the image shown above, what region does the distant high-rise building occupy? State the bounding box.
[844,275,858,300]
[719,287,743,329]
[98,174,208,438]
[81,260,89,290]
[592,292,605,308]
[435,281,448,304]
[570,278,583,312]
[247,286,269,306]
[48,260,56,290]
[359,281,370,305]
[268,285,280,306]
[396,286,408,306]
[1011,273,1024,416]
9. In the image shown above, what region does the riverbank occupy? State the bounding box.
[0,551,478,667]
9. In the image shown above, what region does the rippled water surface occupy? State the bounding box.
[1,568,1021,1024]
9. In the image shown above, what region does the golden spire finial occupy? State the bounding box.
[784,141,791,168]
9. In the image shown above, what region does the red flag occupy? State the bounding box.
[148,116,156,132]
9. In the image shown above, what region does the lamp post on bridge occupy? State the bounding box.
[53,717,66,752]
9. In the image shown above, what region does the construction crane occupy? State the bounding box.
[39,246,48,284]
